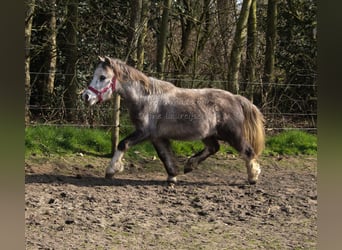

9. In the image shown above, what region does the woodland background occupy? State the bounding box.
[24,0,317,132]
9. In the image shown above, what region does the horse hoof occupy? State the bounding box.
[167,176,177,184]
[184,167,193,174]
[105,173,114,179]
[248,179,257,185]
[168,182,176,189]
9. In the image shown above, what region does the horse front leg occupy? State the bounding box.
[152,138,179,184]
[105,130,149,179]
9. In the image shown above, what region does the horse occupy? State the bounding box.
[82,56,265,185]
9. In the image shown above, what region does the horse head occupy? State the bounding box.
[82,56,116,105]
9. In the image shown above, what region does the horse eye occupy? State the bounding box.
[99,75,106,81]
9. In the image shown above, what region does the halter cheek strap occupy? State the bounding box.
[87,77,116,103]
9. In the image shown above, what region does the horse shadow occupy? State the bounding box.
[25,173,248,188]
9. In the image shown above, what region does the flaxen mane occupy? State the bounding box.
[104,57,150,89]
[105,57,175,95]
[146,77,176,95]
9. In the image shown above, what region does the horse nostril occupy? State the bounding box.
[84,93,89,101]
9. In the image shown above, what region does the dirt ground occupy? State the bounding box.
[25,152,317,250]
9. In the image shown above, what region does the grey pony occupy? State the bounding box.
[82,56,265,184]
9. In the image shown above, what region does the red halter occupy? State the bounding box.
[87,77,116,103]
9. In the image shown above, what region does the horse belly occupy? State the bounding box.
[156,118,214,141]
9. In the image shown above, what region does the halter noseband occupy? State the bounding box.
[87,77,117,103]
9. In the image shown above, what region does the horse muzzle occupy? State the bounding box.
[82,89,98,106]
[83,92,90,102]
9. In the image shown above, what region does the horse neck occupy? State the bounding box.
[117,81,145,107]
[117,78,175,109]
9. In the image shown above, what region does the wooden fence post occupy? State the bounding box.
[111,93,121,155]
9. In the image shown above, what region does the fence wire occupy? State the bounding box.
[26,71,317,133]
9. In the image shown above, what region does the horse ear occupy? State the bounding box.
[98,56,105,62]
[104,56,112,65]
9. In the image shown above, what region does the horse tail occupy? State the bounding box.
[236,95,265,157]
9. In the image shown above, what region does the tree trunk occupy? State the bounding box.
[227,0,252,94]
[136,0,149,70]
[246,0,257,101]
[263,0,277,83]
[216,0,232,81]
[156,0,172,78]
[172,0,194,86]
[44,0,57,104]
[263,0,278,103]
[64,0,78,122]
[25,0,35,124]
[192,0,211,77]
[180,0,193,60]
[216,0,230,48]
[126,0,142,66]
[173,0,211,86]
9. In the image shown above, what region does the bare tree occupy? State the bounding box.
[227,0,252,93]
[44,0,57,103]
[262,0,278,104]
[192,0,211,77]
[246,0,257,101]
[126,0,149,70]
[172,0,212,86]
[172,0,196,86]
[263,0,278,84]
[136,0,149,70]
[156,0,172,78]
[216,0,233,75]
[63,0,79,121]
[25,0,35,124]
[126,0,142,66]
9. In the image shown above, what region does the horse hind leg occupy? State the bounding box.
[220,129,261,184]
[241,142,261,185]
[241,144,261,185]
[184,136,220,174]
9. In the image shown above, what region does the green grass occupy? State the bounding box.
[25,126,317,158]
[265,130,317,155]
[171,140,237,156]
[25,126,112,156]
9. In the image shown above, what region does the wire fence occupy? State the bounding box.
[26,101,317,132]
[26,71,317,134]
[28,71,317,87]
[27,121,317,132]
